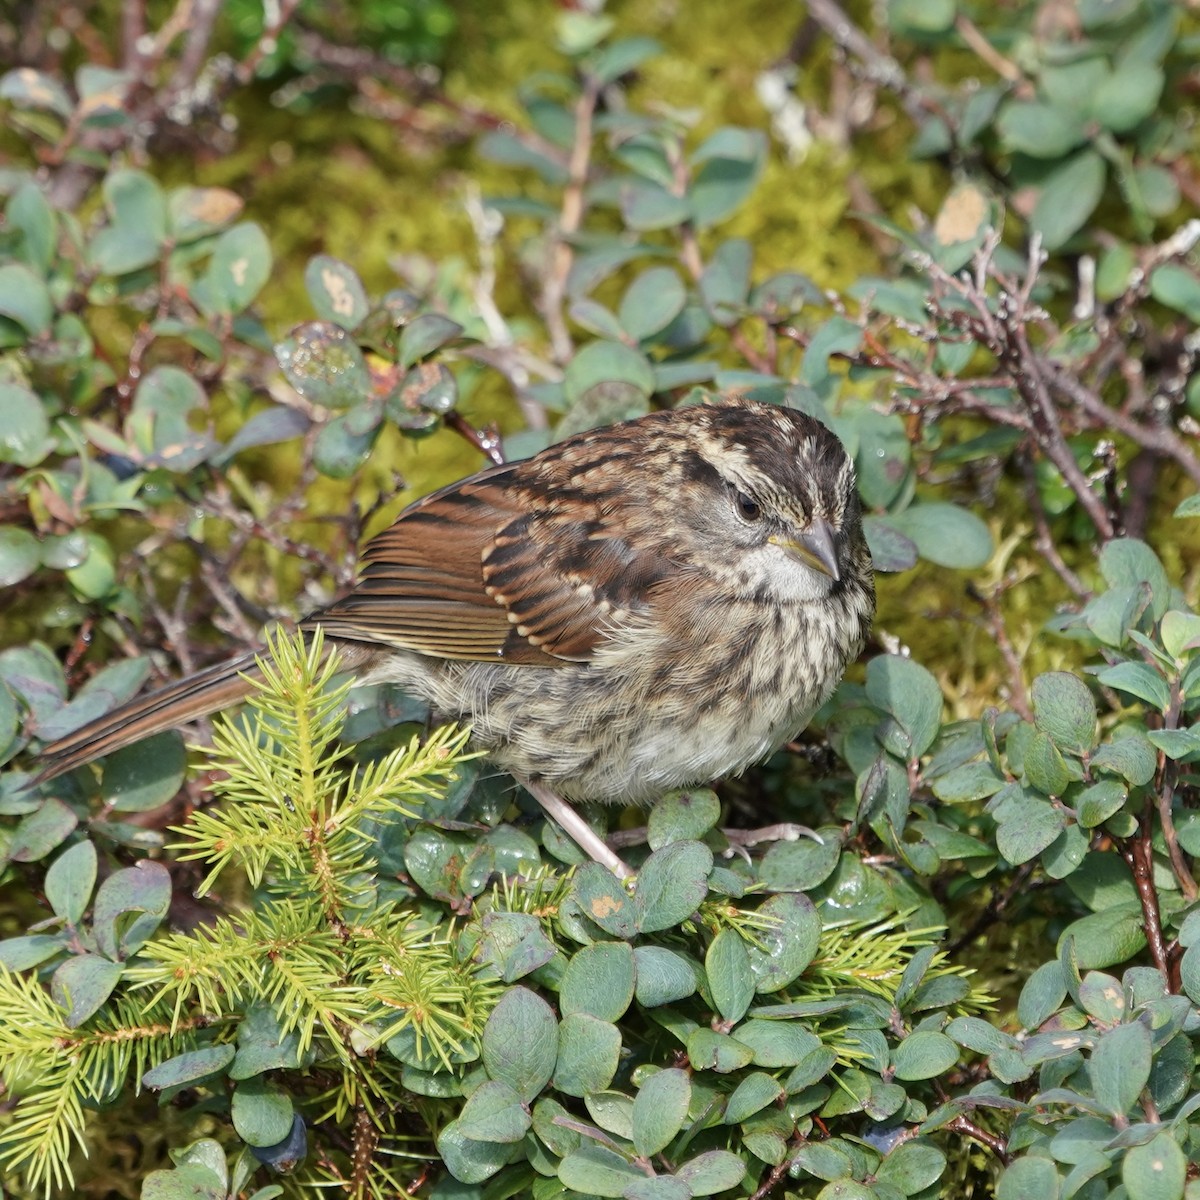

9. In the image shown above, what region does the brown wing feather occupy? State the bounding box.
[308,441,679,664]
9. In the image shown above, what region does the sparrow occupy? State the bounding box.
[34,398,876,875]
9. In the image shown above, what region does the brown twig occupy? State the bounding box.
[966,584,1033,721]
[1118,798,1171,981]
[443,412,505,466]
[1015,454,1090,598]
[539,75,601,365]
[946,1114,1009,1162]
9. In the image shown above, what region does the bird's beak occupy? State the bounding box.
[770,519,841,581]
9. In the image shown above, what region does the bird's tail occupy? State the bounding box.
[33,650,267,785]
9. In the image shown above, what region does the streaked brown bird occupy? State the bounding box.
[35,398,875,874]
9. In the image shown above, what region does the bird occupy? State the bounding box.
[34,397,876,875]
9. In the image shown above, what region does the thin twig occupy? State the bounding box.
[539,75,601,365]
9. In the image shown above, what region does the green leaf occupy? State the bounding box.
[792,1141,854,1182]
[305,255,369,331]
[620,180,692,231]
[276,322,370,409]
[618,267,687,341]
[456,1080,531,1144]
[230,1006,307,1079]
[996,792,1064,864]
[168,186,243,242]
[624,1178,691,1200]
[646,788,720,849]
[572,862,638,938]
[65,533,116,599]
[1075,780,1127,828]
[1089,1020,1151,1117]
[143,1046,236,1090]
[558,1144,645,1197]
[50,954,123,1027]
[0,934,65,970]
[398,313,463,368]
[930,760,1006,803]
[436,1119,510,1185]
[632,946,698,1006]
[589,35,661,84]
[1099,539,1169,619]
[996,1155,1061,1200]
[232,1078,294,1147]
[732,1020,820,1068]
[477,912,557,983]
[563,340,655,408]
[1090,64,1163,133]
[891,1031,959,1081]
[1091,734,1157,785]
[45,840,97,924]
[632,1067,690,1157]
[570,297,625,341]
[481,987,558,1103]
[0,262,52,337]
[875,1139,947,1194]
[867,655,943,758]
[101,732,187,812]
[559,941,635,1022]
[1022,730,1074,795]
[1031,151,1106,250]
[675,1149,746,1196]
[889,0,956,34]
[1033,672,1097,754]
[0,67,73,117]
[759,829,842,891]
[1160,610,1200,659]
[634,840,713,932]
[699,238,751,326]
[1096,661,1170,712]
[92,860,171,960]
[862,517,919,573]
[705,928,754,1023]
[1174,493,1200,518]
[1018,961,1067,1030]
[723,1071,784,1124]
[1058,904,1146,970]
[104,168,167,245]
[744,892,821,992]
[1123,1131,1185,1200]
[195,222,272,315]
[1146,727,1200,759]
[802,317,864,391]
[685,1028,754,1073]
[688,129,766,228]
[889,503,993,569]
[1150,263,1200,321]
[478,131,568,185]
[945,1016,1015,1056]
[784,1045,838,1093]
[217,405,310,464]
[996,100,1085,157]
[8,796,78,862]
[0,382,52,466]
[1181,943,1200,1005]
[553,1012,621,1097]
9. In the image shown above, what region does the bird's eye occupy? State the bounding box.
[735,491,762,521]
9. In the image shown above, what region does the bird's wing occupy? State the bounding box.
[307,453,677,665]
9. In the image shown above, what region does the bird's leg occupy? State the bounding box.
[523,780,632,879]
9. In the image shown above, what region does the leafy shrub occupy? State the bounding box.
[1,4,1199,1199]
